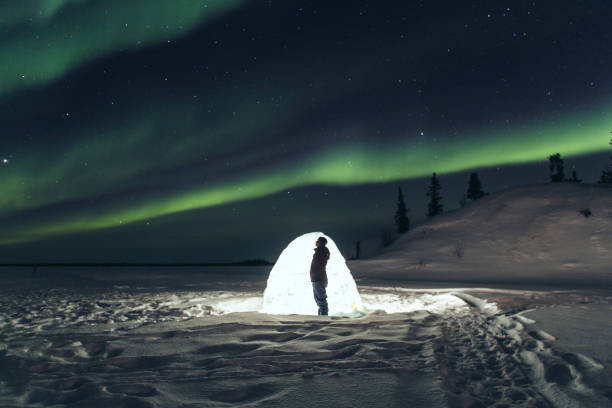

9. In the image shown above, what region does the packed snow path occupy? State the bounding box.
[0,284,610,407]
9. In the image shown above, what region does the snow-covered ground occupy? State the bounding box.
[0,267,610,407]
[350,183,612,285]
[2,183,611,407]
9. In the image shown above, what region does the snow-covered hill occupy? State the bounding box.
[350,183,612,285]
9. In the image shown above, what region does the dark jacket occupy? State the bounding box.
[310,246,330,282]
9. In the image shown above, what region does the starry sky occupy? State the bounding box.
[1,0,612,263]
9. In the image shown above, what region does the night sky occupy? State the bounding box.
[2,0,612,263]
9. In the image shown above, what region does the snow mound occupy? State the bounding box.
[351,183,612,284]
[261,232,363,315]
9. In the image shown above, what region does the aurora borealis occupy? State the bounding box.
[2,0,612,262]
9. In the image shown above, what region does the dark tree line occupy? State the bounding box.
[467,172,485,200]
[549,153,566,182]
[388,135,612,242]
[426,172,443,217]
[393,173,444,234]
[393,171,488,234]
[548,153,582,182]
[394,187,410,233]
[599,137,612,184]
[548,135,612,183]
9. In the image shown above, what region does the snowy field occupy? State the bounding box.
[1,267,611,407]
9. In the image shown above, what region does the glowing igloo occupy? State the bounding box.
[261,232,363,315]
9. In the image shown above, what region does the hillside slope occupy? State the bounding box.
[349,183,612,285]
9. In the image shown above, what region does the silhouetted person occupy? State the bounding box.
[310,236,330,316]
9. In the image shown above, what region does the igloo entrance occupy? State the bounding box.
[261,232,363,315]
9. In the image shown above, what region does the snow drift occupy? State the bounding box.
[350,183,612,284]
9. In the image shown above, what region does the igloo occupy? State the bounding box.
[261,232,363,315]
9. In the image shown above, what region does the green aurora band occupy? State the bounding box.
[0,92,296,213]
[0,0,247,97]
[2,106,610,245]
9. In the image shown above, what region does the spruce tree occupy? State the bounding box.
[598,138,612,184]
[427,173,443,217]
[549,153,565,182]
[467,172,485,200]
[394,187,410,233]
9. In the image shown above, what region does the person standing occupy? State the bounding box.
[310,236,330,315]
